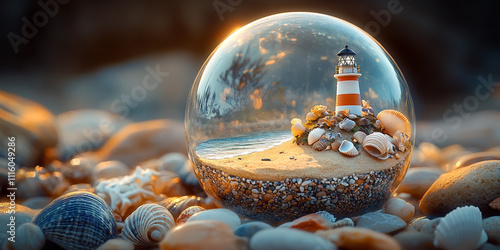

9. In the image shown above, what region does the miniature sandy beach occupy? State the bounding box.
[197,138,410,182]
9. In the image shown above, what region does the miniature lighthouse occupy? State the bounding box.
[334,45,362,116]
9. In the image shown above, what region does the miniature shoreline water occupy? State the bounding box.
[194,131,293,159]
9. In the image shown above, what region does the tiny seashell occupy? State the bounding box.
[122,203,175,246]
[158,196,215,220]
[331,141,341,152]
[313,138,330,151]
[374,120,381,129]
[392,131,409,152]
[330,218,354,229]
[32,191,117,250]
[489,197,500,210]
[311,105,328,116]
[362,100,375,116]
[358,117,370,126]
[337,109,350,118]
[363,132,392,160]
[291,123,306,137]
[339,140,359,157]
[377,109,412,137]
[308,128,325,145]
[348,114,357,119]
[434,206,488,250]
[324,132,335,141]
[176,206,206,224]
[291,118,302,125]
[339,118,356,131]
[306,112,319,121]
[353,131,367,144]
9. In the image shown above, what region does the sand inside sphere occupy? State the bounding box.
[196,139,410,181]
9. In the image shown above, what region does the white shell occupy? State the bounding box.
[363,132,392,160]
[291,123,306,137]
[122,203,175,246]
[339,118,356,131]
[353,131,367,144]
[306,112,318,121]
[434,206,488,250]
[339,140,359,156]
[291,118,302,125]
[308,128,325,145]
[393,130,410,152]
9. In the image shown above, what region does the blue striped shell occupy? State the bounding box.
[32,191,117,250]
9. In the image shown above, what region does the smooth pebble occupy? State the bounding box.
[96,239,134,250]
[398,167,442,198]
[234,221,273,239]
[483,216,500,245]
[186,208,241,229]
[356,212,407,233]
[393,231,436,250]
[94,161,129,180]
[160,220,247,250]
[317,227,401,250]
[384,198,416,222]
[4,223,45,250]
[250,228,336,250]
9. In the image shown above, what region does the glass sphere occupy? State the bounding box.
[186,12,415,224]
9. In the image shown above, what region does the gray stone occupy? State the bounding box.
[483,216,500,245]
[479,243,500,250]
[250,228,336,250]
[186,208,241,230]
[94,119,186,168]
[55,110,129,161]
[398,167,443,198]
[394,231,437,250]
[356,212,407,233]
[234,221,273,239]
[22,197,52,209]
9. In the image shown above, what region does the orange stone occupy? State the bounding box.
[290,213,332,232]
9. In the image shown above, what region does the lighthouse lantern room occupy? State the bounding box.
[334,45,363,116]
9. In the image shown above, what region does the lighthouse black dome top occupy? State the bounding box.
[337,45,356,56]
[337,45,357,67]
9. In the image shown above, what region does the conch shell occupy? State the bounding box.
[339,140,359,157]
[377,109,411,137]
[363,132,392,160]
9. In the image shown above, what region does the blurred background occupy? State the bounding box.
[0,0,499,143]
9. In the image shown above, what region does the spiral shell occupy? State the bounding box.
[32,191,117,250]
[122,203,174,246]
[363,132,392,160]
[308,128,325,145]
[313,138,330,151]
[339,118,356,131]
[434,206,487,250]
[377,109,412,137]
[339,140,359,156]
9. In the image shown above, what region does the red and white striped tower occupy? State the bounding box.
[334,45,362,116]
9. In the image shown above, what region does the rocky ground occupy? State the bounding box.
[0,90,499,250]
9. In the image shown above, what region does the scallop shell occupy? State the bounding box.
[434,206,487,250]
[339,140,359,156]
[32,191,117,250]
[339,118,356,131]
[377,109,412,137]
[122,203,174,246]
[308,128,325,145]
[363,132,391,160]
[353,131,367,144]
[313,138,330,151]
[291,123,306,137]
